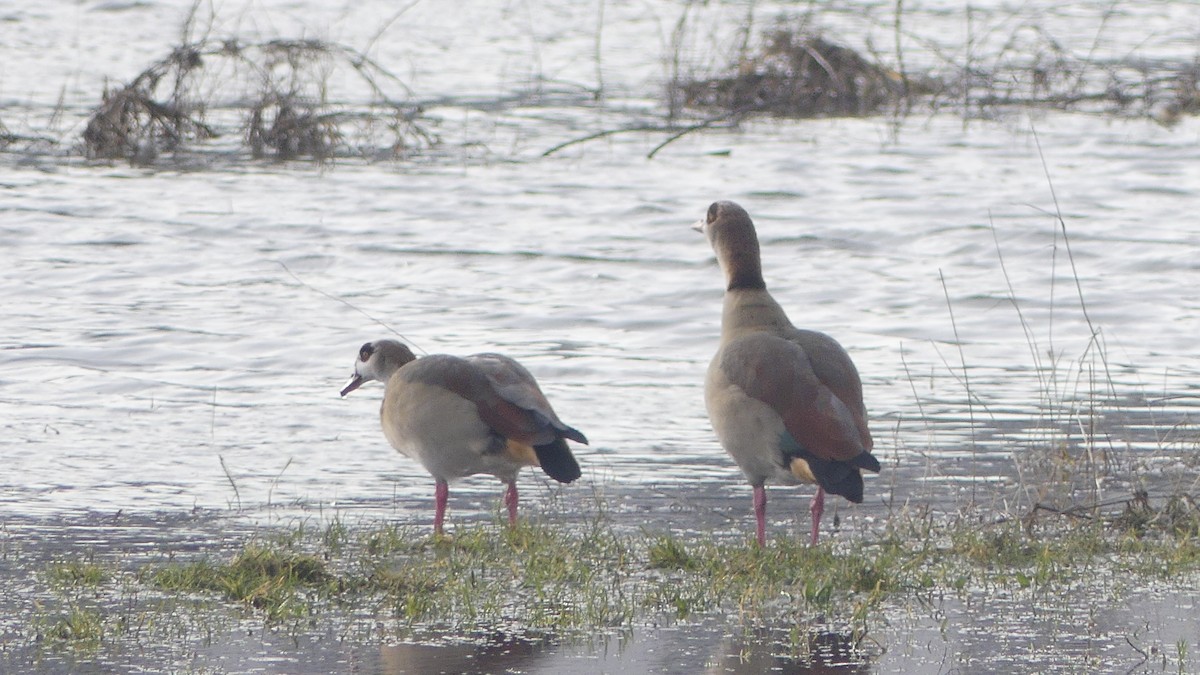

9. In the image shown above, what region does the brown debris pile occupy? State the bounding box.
[683,30,908,118]
[680,21,1200,125]
[83,39,431,163]
[247,98,341,161]
[84,47,215,162]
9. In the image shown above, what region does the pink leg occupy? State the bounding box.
[810,486,826,546]
[434,479,449,535]
[504,481,519,526]
[753,485,767,547]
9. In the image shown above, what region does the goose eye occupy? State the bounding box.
[707,202,720,224]
[358,343,374,362]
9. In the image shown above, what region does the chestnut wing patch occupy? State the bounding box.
[786,328,874,452]
[393,355,532,441]
[468,354,588,445]
[719,333,867,463]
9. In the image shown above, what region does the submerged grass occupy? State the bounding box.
[26,498,1197,653]
[44,559,109,588]
[36,607,107,648]
[358,517,639,631]
[13,481,1198,674]
[150,544,336,622]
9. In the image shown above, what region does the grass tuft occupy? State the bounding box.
[151,544,334,622]
[21,505,1200,662]
[38,607,106,647]
[44,559,109,588]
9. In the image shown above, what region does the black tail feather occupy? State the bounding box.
[558,424,588,446]
[853,450,881,473]
[780,432,877,503]
[822,468,865,503]
[533,437,582,483]
[805,456,867,503]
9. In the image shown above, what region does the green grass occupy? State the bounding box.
[23,496,1200,657]
[150,544,336,622]
[44,559,109,588]
[146,506,1200,632]
[364,518,640,630]
[40,605,106,638]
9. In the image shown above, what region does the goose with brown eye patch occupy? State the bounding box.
[339,338,587,536]
[696,200,879,547]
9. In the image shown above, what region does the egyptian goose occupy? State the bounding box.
[696,201,879,546]
[340,339,586,534]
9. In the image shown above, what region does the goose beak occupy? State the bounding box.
[692,218,705,233]
[340,374,364,397]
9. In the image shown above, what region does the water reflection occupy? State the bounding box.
[373,627,872,674]
[379,632,552,675]
[705,629,870,675]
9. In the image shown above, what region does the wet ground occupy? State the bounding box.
[4,0,1200,672]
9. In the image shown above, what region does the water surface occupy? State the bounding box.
[3,0,1200,672]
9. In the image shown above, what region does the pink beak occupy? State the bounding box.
[339,374,364,397]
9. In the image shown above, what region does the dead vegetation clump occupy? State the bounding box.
[682,29,910,118]
[1113,492,1200,537]
[0,118,19,150]
[84,46,216,162]
[679,19,1200,124]
[83,38,432,164]
[1105,58,1200,126]
[949,25,1200,123]
[247,96,341,161]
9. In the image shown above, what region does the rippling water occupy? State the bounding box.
[3,0,1200,672]
[6,112,1198,517]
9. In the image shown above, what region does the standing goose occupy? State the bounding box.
[340,339,586,534]
[696,201,879,546]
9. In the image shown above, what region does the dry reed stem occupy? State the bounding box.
[82,37,431,163]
